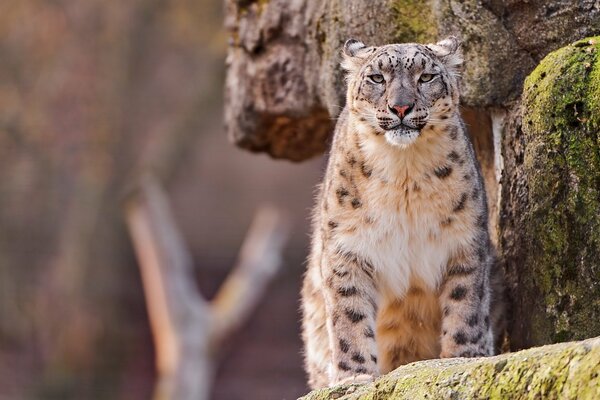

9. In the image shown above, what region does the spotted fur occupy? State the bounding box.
[301,37,505,389]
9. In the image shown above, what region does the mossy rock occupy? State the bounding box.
[390,0,437,44]
[502,37,600,348]
[300,337,600,399]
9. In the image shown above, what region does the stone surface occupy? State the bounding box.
[500,37,600,349]
[225,0,600,160]
[300,336,600,400]
[224,0,411,160]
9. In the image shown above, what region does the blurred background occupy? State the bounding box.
[0,1,323,398]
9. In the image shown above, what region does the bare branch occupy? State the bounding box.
[124,175,290,400]
[124,176,211,400]
[209,205,290,345]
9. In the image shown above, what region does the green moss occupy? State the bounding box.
[520,37,600,344]
[300,338,600,399]
[391,0,437,44]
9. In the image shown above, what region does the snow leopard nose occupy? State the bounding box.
[389,103,414,118]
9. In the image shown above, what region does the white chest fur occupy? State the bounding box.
[335,198,459,297]
[332,124,475,298]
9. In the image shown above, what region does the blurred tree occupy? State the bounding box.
[0,0,225,398]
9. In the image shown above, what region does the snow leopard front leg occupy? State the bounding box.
[439,232,495,358]
[321,246,380,385]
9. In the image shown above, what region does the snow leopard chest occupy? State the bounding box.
[334,170,475,298]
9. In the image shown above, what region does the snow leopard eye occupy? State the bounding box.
[368,74,384,84]
[419,73,436,83]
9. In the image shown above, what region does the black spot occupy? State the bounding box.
[453,192,468,212]
[338,361,351,371]
[360,162,372,178]
[443,306,451,316]
[338,286,358,297]
[449,127,459,140]
[371,355,377,363]
[470,331,483,344]
[454,331,468,345]
[467,314,479,327]
[447,264,476,276]
[355,366,367,374]
[352,353,365,364]
[339,338,350,353]
[351,198,362,209]
[472,187,480,200]
[434,165,453,178]
[328,220,338,229]
[347,154,357,166]
[463,173,471,181]
[448,151,460,162]
[443,330,448,336]
[345,309,366,323]
[364,326,375,338]
[450,285,468,301]
[336,187,350,203]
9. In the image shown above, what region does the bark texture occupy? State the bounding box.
[225,0,600,160]
[300,336,600,400]
[500,37,600,349]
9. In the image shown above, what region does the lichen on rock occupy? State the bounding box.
[300,337,600,400]
[500,37,600,349]
[391,0,437,44]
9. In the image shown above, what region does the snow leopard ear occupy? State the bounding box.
[426,36,463,75]
[341,39,375,73]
